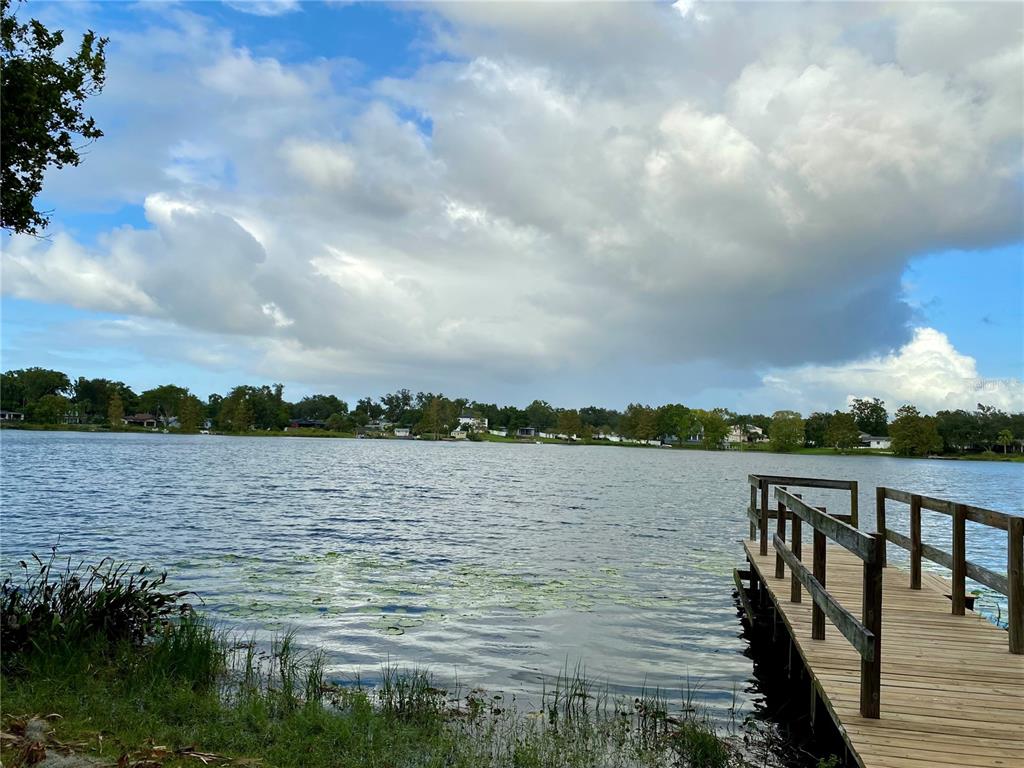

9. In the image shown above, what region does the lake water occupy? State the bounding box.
[2,430,1021,714]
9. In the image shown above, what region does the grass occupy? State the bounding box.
[2,618,772,768]
[1,552,817,768]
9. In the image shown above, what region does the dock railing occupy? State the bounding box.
[746,474,884,718]
[876,486,1024,654]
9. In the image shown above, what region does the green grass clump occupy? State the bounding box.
[1,548,192,671]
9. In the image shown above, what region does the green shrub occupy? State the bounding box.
[1,548,192,669]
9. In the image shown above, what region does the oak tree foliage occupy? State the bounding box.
[1,0,107,235]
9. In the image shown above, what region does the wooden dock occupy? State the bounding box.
[734,475,1024,768]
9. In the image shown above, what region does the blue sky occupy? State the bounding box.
[2,1,1022,413]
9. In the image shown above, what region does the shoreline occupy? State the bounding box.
[2,422,1021,462]
[1,554,828,768]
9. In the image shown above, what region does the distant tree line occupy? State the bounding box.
[1,367,1021,455]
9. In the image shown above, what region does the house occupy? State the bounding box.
[860,433,892,450]
[62,408,84,425]
[363,419,393,432]
[517,427,537,438]
[457,410,488,433]
[727,424,768,444]
[0,410,25,421]
[123,413,159,428]
[394,427,411,438]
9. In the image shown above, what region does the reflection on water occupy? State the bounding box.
[2,430,1020,714]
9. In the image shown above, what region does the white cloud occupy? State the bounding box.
[761,328,1024,414]
[1,233,157,315]
[224,1,301,18]
[2,2,1020,400]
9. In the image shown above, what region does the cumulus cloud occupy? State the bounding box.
[761,328,1024,414]
[2,2,1021,401]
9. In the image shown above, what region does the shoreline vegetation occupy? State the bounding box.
[2,420,1022,463]
[2,368,1022,462]
[1,554,835,768]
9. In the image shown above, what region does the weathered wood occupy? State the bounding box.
[920,541,954,570]
[910,494,922,590]
[744,538,1024,767]
[775,499,787,579]
[777,488,879,563]
[750,475,857,491]
[749,485,757,540]
[733,568,754,625]
[1009,517,1023,655]
[774,534,876,661]
[791,514,802,603]
[952,504,966,616]
[965,561,1010,597]
[962,504,1016,532]
[876,485,886,567]
[812,528,826,640]
[885,528,911,550]
[850,480,859,529]
[760,479,769,557]
[888,520,1010,596]
[860,533,884,718]
[880,487,1014,531]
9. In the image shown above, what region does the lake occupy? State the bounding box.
[2,430,1020,714]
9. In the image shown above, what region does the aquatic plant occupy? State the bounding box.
[0,548,191,669]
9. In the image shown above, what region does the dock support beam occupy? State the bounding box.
[1009,517,1023,655]
[875,486,886,567]
[952,504,967,616]
[910,494,922,590]
[860,533,884,719]
[759,479,769,557]
[812,529,826,641]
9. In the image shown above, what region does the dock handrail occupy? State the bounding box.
[746,474,883,718]
[876,486,1024,654]
[746,474,859,557]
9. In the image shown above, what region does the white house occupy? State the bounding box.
[394,427,411,438]
[860,434,891,450]
[457,410,488,432]
[727,424,768,444]
[0,410,25,421]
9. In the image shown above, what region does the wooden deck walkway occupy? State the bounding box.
[742,538,1024,768]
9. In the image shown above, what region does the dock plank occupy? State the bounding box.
[742,539,1024,768]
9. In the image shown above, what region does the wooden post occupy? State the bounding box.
[1008,517,1023,655]
[910,494,922,590]
[775,499,787,579]
[760,479,769,557]
[850,480,859,529]
[875,486,886,567]
[860,532,884,719]
[812,529,826,640]
[790,514,802,603]
[749,484,757,541]
[952,503,966,616]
